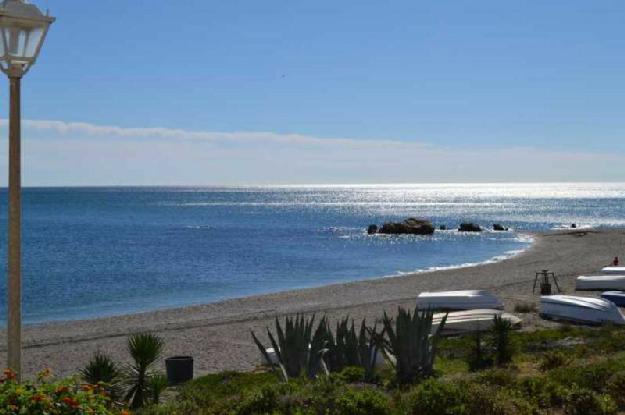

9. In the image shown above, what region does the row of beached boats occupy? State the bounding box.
[260,267,625,365]
[543,266,625,325]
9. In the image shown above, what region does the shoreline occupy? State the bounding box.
[1,228,623,378]
[19,230,535,327]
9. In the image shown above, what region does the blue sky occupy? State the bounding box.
[2,0,625,185]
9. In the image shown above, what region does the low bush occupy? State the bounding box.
[563,386,617,415]
[538,350,571,372]
[334,387,391,415]
[516,376,567,409]
[405,379,466,415]
[605,371,625,410]
[336,366,366,384]
[548,358,625,392]
[461,382,539,415]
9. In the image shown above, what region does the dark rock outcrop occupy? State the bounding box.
[493,224,508,231]
[439,225,447,231]
[379,218,435,235]
[459,223,482,232]
[367,224,379,235]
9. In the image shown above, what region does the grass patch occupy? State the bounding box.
[138,325,625,415]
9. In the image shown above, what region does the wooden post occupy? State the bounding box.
[7,70,21,379]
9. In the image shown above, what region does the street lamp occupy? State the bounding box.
[0,0,53,379]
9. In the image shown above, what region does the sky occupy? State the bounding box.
[1,0,625,185]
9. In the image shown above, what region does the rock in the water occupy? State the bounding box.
[493,223,508,231]
[571,223,577,228]
[379,218,435,235]
[367,224,379,235]
[439,225,447,231]
[459,223,482,232]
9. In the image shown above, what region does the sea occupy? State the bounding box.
[0,182,624,325]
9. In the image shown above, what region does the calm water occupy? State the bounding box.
[0,183,624,324]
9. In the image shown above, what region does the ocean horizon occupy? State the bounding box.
[1,182,624,325]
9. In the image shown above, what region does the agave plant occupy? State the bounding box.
[81,352,122,400]
[251,314,328,381]
[149,373,168,405]
[124,333,165,409]
[381,307,446,385]
[491,314,514,366]
[323,317,383,382]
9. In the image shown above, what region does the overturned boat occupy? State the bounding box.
[434,309,521,336]
[576,275,625,291]
[601,291,625,307]
[416,290,503,310]
[602,267,625,275]
[540,295,625,325]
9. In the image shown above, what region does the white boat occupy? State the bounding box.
[602,267,625,275]
[576,275,625,291]
[434,309,521,336]
[416,290,503,310]
[540,295,625,325]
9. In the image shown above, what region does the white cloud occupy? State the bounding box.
[0,119,621,185]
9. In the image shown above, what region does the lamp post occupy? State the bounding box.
[0,0,53,379]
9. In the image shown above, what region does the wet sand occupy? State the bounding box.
[1,228,624,378]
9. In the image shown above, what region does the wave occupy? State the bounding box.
[392,234,534,276]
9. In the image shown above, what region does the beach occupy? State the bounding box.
[1,227,623,379]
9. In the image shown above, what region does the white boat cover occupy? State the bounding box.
[576,275,625,291]
[416,290,503,310]
[602,267,625,275]
[433,309,522,336]
[540,295,625,325]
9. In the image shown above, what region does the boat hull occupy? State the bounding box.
[416,290,503,310]
[540,295,625,326]
[576,276,625,291]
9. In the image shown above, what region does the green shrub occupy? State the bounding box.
[336,366,366,383]
[237,384,280,415]
[473,368,516,387]
[563,386,617,415]
[334,387,390,415]
[517,376,567,408]
[605,371,625,409]
[405,379,465,415]
[538,350,570,372]
[548,359,625,392]
[165,371,278,413]
[462,382,539,415]
[0,369,117,414]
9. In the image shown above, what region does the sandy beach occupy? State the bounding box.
[1,228,624,379]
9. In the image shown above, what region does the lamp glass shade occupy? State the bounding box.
[0,1,54,73]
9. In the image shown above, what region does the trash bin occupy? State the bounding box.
[165,356,193,385]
